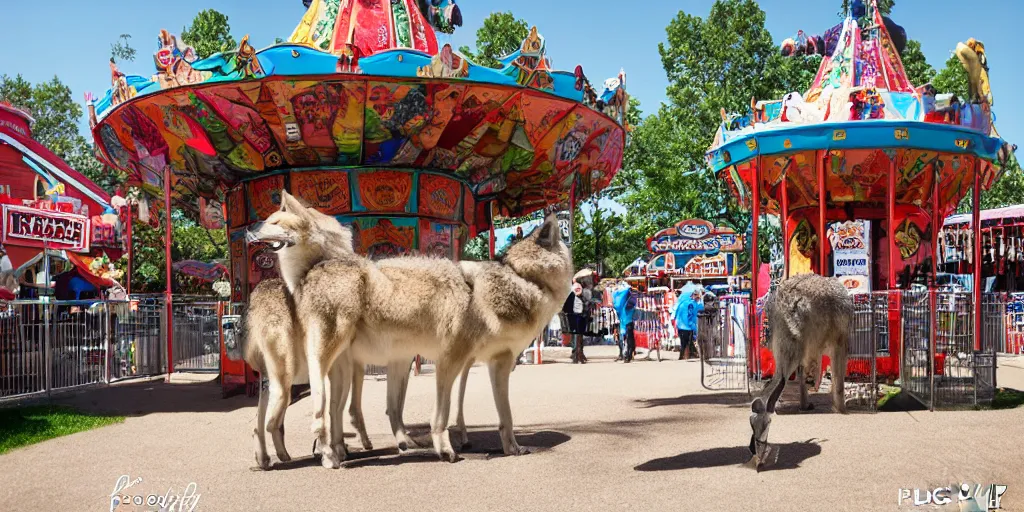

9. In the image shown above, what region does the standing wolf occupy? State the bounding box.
[748,273,853,467]
[249,192,573,467]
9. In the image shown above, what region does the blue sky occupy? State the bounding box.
[1,0,1019,216]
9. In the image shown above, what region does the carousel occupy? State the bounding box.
[88,0,628,393]
[707,0,1014,402]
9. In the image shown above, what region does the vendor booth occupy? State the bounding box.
[0,102,124,294]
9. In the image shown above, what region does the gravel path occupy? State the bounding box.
[1,347,1022,511]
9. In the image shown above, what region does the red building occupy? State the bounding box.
[0,102,123,292]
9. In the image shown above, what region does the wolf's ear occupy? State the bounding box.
[536,214,561,249]
[279,190,313,217]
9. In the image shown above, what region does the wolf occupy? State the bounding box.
[251,191,573,467]
[748,273,853,467]
[240,198,377,470]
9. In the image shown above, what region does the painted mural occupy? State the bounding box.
[643,219,744,277]
[418,173,461,220]
[247,174,286,222]
[354,170,413,213]
[94,76,626,220]
[229,230,247,302]
[291,171,352,215]
[247,242,280,292]
[351,217,417,260]
[419,220,455,259]
[227,188,246,229]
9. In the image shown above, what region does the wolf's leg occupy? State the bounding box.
[348,362,373,450]
[764,358,794,414]
[454,357,475,450]
[797,364,813,411]
[386,358,418,451]
[831,343,849,414]
[254,375,271,470]
[488,350,526,456]
[328,360,349,456]
[306,324,346,469]
[266,374,293,463]
[430,360,461,462]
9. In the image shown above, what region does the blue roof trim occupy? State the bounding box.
[95,44,591,120]
[706,120,1005,173]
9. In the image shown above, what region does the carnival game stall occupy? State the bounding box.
[942,205,1024,354]
[0,103,124,286]
[88,1,628,393]
[706,0,1014,407]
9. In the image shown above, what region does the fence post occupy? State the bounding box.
[44,301,54,396]
[104,302,111,384]
[870,294,878,412]
[928,290,936,412]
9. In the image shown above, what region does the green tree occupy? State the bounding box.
[181,9,237,60]
[461,233,489,260]
[932,54,970,99]
[457,12,529,69]
[900,40,935,86]
[110,34,137,64]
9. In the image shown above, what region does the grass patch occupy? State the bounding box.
[992,388,1024,410]
[0,405,124,455]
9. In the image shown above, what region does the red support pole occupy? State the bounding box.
[164,167,174,376]
[125,203,133,296]
[972,158,982,351]
[750,158,761,366]
[817,150,828,276]
[888,156,898,289]
[780,166,790,279]
[929,158,940,410]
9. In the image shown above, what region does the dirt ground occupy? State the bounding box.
[1,347,1023,512]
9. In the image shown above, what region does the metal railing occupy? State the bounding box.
[0,298,166,402]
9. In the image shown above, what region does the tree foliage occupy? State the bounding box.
[901,40,935,86]
[181,9,237,60]
[840,0,895,16]
[110,34,137,64]
[457,12,529,69]
[931,54,970,99]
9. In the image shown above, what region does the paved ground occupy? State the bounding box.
[2,347,1023,512]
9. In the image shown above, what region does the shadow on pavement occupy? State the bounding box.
[634,439,823,472]
[50,376,254,417]
[634,392,751,409]
[340,429,572,468]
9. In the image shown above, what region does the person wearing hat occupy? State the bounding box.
[562,281,588,363]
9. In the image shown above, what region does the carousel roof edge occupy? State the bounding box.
[705,120,1006,174]
[91,42,628,128]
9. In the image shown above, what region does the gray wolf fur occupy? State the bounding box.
[255,191,573,467]
[241,197,374,470]
[749,273,852,466]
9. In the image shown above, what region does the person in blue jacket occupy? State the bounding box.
[612,281,637,363]
[672,283,705,360]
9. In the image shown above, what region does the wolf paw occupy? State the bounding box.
[504,444,530,456]
[256,453,271,470]
[361,438,373,451]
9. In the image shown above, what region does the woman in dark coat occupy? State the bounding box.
[562,281,589,364]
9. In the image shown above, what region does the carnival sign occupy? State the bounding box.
[829,220,870,277]
[682,254,729,277]
[2,204,90,252]
[646,219,743,255]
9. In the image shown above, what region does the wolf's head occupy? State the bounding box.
[246,190,354,293]
[501,214,573,299]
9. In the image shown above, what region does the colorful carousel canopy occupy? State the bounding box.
[88,0,629,228]
[706,0,1014,223]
